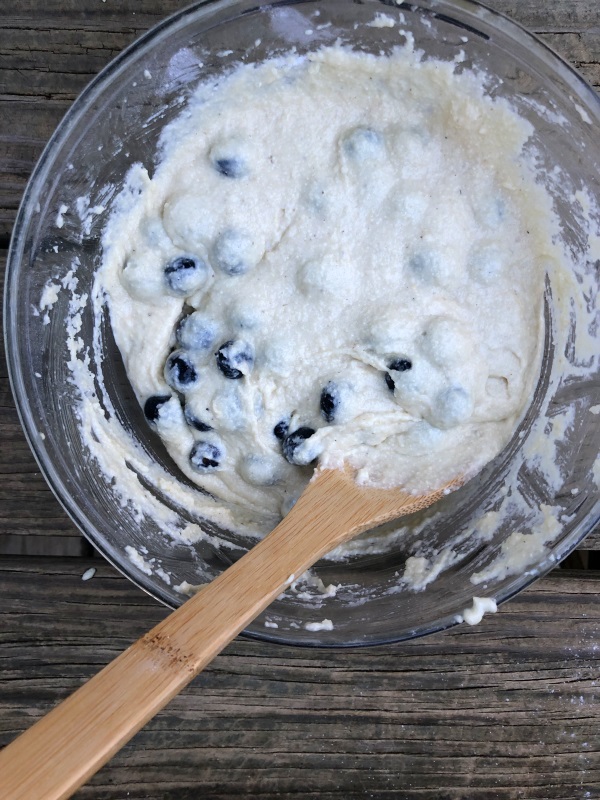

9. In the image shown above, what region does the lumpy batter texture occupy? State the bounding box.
[101,45,554,521]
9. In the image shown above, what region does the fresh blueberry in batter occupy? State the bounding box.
[164,255,209,296]
[282,427,317,465]
[408,250,442,283]
[212,229,253,276]
[214,158,246,179]
[273,419,290,440]
[343,127,384,161]
[239,454,281,487]
[320,382,339,423]
[190,440,223,471]
[216,339,254,379]
[164,350,199,392]
[176,313,217,352]
[385,358,412,391]
[144,394,171,423]
[184,406,213,432]
[434,385,473,429]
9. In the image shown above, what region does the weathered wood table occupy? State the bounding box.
[1,2,599,797]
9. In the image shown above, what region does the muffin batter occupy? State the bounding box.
[100,45,553,520]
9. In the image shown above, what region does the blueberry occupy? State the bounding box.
[343,127,384,161]
[184,406,212,432]
[433,386,473,429]
[213,385,246,431]
[212,229,253,276]
[176,313,217,352]
[144,394,171,423]
[239,454,281,487]
[164,350,199,393]
[385,358,412,391]
[190,440,223,471]
[210,137,249,178]
[390,357,413,372]
[282,427,316,465]
[320,381,339,423]
[214,158,246,179]
[408,250,443,283]
[273,419,290,440]
[215,339,254,379]
[164,255,209,296]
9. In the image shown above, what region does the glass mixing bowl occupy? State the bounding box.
[5,0,600,646]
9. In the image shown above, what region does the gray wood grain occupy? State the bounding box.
[490,1,600,30]
[1,557,599,799]
[0,0,599,238]
[1,4,599,797]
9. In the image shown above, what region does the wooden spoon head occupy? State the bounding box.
[293,465,464,555]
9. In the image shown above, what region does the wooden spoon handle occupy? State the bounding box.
[0,469,370,800]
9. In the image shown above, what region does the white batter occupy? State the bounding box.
[100,45,555,521]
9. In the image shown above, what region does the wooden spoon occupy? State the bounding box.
[0,465,459,800]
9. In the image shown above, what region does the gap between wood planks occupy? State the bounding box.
[0,557,598,800]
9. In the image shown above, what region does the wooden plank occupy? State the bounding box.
[540,32,600,87]
[0,557,598,799]
[0,468,467,800]
[0,1,599,238]
[3,0,599,32]
[490,1,600,31]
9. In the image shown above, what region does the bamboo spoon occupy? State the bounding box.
[0,465,460,800]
